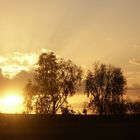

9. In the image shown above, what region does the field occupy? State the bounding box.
[0,114,139,140]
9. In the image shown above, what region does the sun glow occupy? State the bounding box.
[0,93,24,113]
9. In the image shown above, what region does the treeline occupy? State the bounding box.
[24,52,140,115]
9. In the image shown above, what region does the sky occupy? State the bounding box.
[0,0,140,112]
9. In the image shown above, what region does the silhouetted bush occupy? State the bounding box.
[126,100,140,114]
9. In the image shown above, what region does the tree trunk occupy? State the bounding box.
[99,104,104,115]
[52,101,56,115]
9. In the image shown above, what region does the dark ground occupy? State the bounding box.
[0,114,139,140]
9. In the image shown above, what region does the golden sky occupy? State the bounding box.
[0,0,140,112]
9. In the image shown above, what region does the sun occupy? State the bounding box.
[0,93,24,113]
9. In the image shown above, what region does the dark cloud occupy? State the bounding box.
[0,69,34,95]
[12,70,34,89]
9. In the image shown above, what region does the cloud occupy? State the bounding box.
[0,69,34,96]
[0,56,7,64]
[125,71,140,79]
[0,49,49,77]
[0,48,52,95]
[0,49,40,95]
[129,59,140,66]
[126,83,140,101]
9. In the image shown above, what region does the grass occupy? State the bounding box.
[0,114,139,140]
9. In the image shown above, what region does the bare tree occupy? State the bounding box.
[85,63,127,115]
[24,52,82,114]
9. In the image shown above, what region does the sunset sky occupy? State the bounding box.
[0,0,140,113]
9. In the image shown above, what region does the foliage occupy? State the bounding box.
[83,109,87,115]
[24,80,36,114]
[85,63,127,115]
[61,104,76,115]
[126,99,140,114]
[24,52,82,114]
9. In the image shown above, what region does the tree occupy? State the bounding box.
[24,80,37,114]
[85,63,127,115]
[126,100,140,114]
[24,52,82,114]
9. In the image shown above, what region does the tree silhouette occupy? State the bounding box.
[126,100,140,114]
[24,80,37,114]
[85,63,127,115]
[24,52,82,114]
[61,104,76,115]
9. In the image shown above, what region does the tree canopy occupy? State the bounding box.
[85,63,127,115]
[24,52,82,114]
